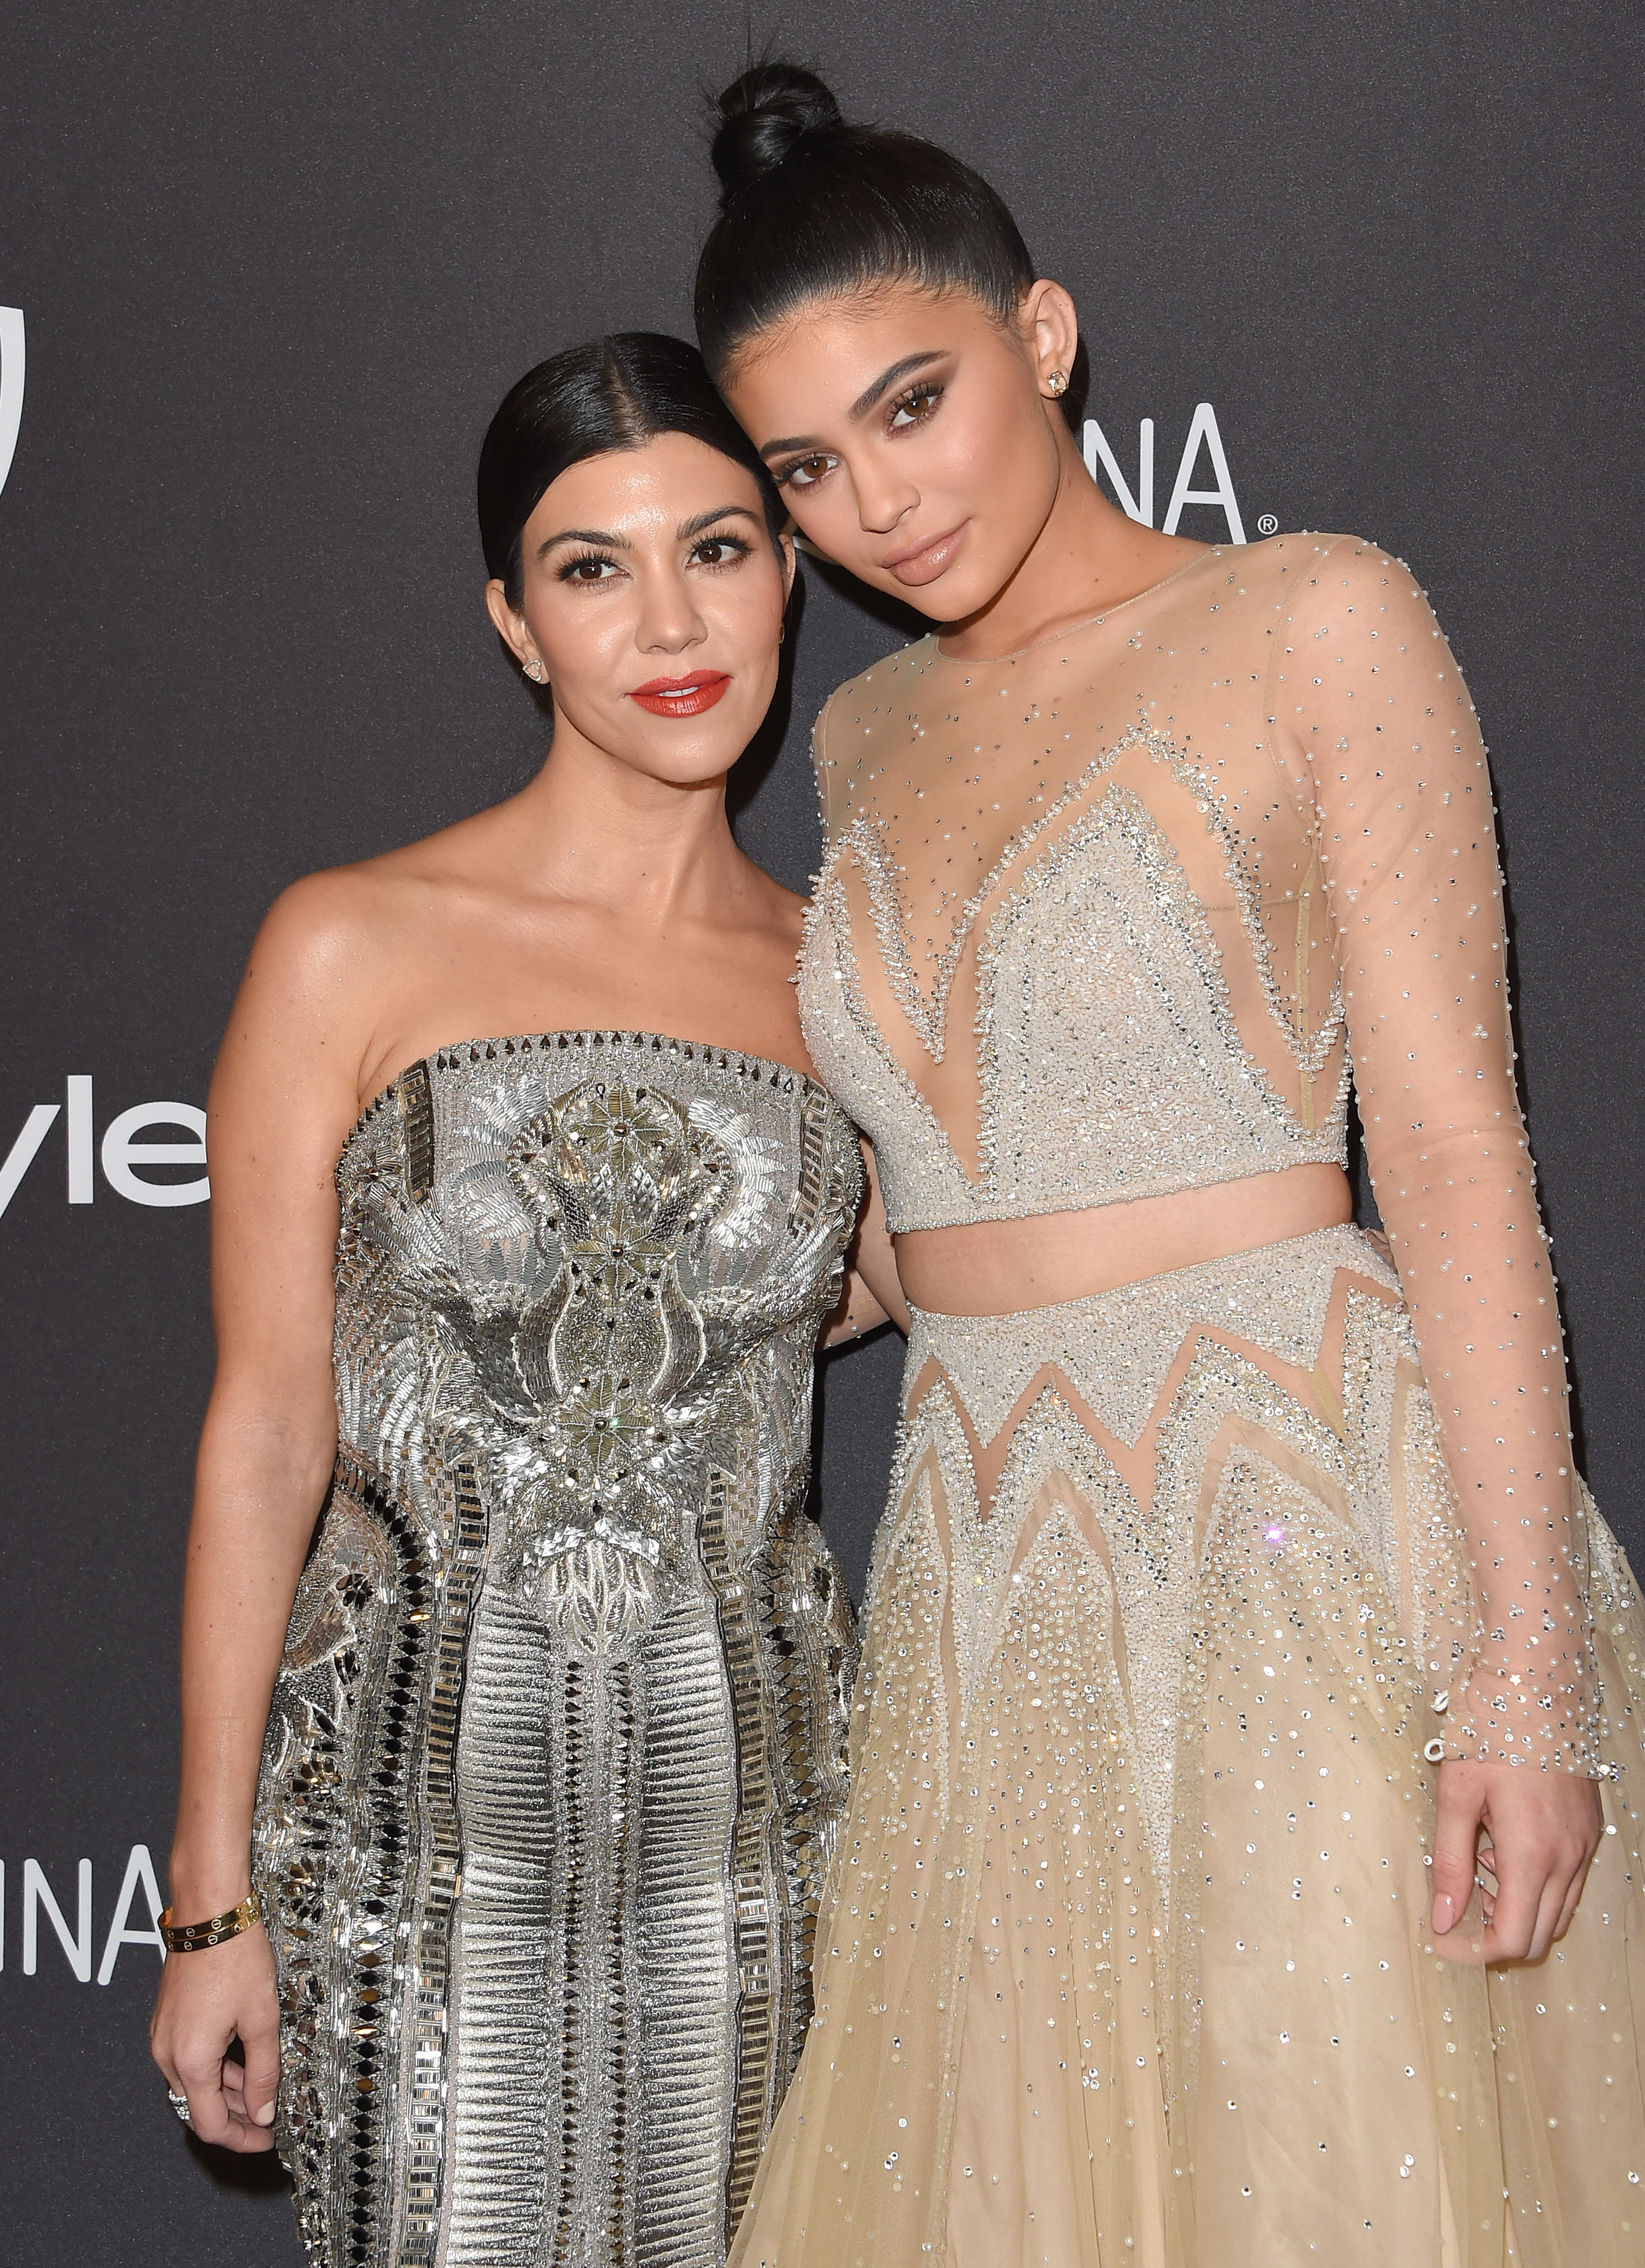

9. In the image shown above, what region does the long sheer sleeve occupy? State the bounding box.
[1273,538,1600,1773]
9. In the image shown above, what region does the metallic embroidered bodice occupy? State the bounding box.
[796,535,1594,1772]
[253,1029,864,2268]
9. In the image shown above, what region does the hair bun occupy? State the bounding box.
[710,63,845,203]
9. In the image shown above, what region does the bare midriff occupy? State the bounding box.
[893,1161,1354,1319]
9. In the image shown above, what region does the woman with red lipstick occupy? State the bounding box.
[692,64,1645,2268]
[150,332,895,2268]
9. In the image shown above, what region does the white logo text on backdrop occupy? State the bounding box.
[1084,402,1253,543]
[0,1078,210,1218]
[0,308,24,501]
[0,1846,167,1985]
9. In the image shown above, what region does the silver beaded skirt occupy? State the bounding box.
[251,1031,864,2268]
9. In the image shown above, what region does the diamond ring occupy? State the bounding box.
[167,2088,192,2125]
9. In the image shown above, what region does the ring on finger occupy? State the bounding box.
[167,2087,192,2125]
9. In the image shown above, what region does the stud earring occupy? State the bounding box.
[523,658,545,683]
[1047,369,1069,398]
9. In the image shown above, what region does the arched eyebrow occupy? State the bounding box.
[759,350,946,458]
[677,505,761,540]
[536,505,760,558]
[535,525,622,557]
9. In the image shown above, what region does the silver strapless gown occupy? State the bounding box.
[251,1030,862,2268]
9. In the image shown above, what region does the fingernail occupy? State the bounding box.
[255,2103,276,2126]
[1432,1894,1454,1933]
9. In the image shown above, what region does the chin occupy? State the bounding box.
[874,562,999,625]
[657,737,753,786]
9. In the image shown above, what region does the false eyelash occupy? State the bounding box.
[773,453,837,490]
[889,379,943,426]
[557,549,619,583]
[691,532,754,565]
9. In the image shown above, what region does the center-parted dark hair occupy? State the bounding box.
[477,331,786,610]
[695,64,1036,378]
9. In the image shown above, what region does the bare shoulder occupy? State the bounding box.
[247,860,410,1005]
[231,816,478,1072]
[250,802,503,993]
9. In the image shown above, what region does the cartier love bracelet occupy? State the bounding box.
[158,1889,262,1954]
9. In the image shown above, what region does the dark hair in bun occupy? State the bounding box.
[477,332,784,611]
[696,62,1035,377]
[710,63,843,200]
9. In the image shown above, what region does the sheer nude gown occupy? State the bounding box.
[728,537,1645,2268]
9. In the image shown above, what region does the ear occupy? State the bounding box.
[1020,279,1080,400]
[484,577,540,674]
[779,528,797,602]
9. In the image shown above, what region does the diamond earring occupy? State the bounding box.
[1047,369,1069,398]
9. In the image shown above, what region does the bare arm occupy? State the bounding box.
[822,1139,909,1345]
[151,877,375,2148]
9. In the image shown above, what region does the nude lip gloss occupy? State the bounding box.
[628,671,731,717]
[882,522,969,588]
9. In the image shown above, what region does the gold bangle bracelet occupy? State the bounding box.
[158,1889,262,1954]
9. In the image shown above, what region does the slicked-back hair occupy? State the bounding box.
[695,64,1036,379]
[477,332,786,609]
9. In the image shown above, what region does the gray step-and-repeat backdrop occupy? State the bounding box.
[1,6,1639,2260]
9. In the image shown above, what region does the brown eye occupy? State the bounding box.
[557,552,621,585]
[888,382,942,431]
[691,536,750,569]
[781,453,838,491]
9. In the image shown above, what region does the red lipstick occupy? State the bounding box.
[628,670,731,718]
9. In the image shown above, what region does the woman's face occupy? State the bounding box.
[487,431,792,786]
[720,281,1073,624]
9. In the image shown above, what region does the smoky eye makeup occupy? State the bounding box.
[886,378,945,430]
[772,452,838,491]
[771,365,954,487]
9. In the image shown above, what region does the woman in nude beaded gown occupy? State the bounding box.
[690,64,1645,2268]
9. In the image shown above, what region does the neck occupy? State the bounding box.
[940,423,1208,660]
[486,723,747,929]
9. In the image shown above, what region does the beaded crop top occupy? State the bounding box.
[798,534,1598,1771]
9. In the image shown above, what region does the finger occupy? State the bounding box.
[1430,1767,1485,1935]
[199,2077,279,2155]
[241,2010,282,2130]
[1480,1862,1545,1963]
[151,2040,186,2100]
[176,2058,234,2148]
[1552,1841,1597,1943]
[1538,1878,1572,1962]
[1523,1867,1575,1966]
[217,2114,280,2155]
[1537,1832,1597,1955]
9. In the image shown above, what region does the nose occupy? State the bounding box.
[854,459,920,539]
[634,566,706,658]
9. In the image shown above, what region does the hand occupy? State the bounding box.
[1431,1757,1602,1963]
[150,1921,282,2151]
[821,1264,891,1347]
